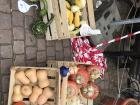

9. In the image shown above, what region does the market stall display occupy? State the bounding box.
[47,61,102,105]
[40,0,96,40]
[8,67,61,105]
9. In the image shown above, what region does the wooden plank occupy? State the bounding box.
[47,0,58,40]
[56,71,61,105]
[58,0,70,39]
[8,69,16,105]
[51,0,63,40]
[86,0,96,29]
[60,76,68,105]
[40,1,52,40]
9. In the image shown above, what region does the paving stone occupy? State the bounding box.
[0,0,10,13]
[11,0,18,10]
[64,47,72,58]
[13,27,24,40]
[47,41,55,47]
[37,62,46,67]
[25,29,36,46]
[1,59,12,75]
[2,75,10,93]
[26,60,36,66]
[25,16,34,29]
[47,57,55,60]
[25,8,36,16]
[0,13,11,29]
[13,41,25,54]
[1,93,8,105]
[63,39,71,47]
[0,30,12,44]
[56,51,64,60]
[26,47,36,60]
[47,47,55,57]
[55,41,63,51]
[12,11,24,27]
[37,39,46,51]
[1,45,13,59]
[14,55,25,66]
[37,51,46,63]
[64,57,72,61]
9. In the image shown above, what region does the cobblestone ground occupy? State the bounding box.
[0,0,72,104]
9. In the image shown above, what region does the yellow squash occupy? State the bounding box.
[65,1,71,9]
[74,11,80,28]
[68,10,74,25]
[75,0,86,9]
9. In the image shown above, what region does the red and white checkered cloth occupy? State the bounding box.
[71,37,107,77]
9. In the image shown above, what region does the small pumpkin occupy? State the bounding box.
[81,83,99,99]
[86,65,101,82]
[75,69,89,87]
[67,81,79,98]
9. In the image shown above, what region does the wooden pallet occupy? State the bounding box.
[47,60,94,105]
[40,0,96,40]
[8,66,61,105]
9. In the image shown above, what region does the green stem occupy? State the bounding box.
[46,14,55,27]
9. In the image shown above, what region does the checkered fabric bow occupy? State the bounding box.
[71,37,107,77]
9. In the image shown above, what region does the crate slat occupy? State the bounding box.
[86,0,96,29]
[58,0,70,39]
[47,0,58,40]
[40,1,52,40]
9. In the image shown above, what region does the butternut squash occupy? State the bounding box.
[29,86,42,104]
[25,68,37,84]
[21,85,32,97]
[15,71,30,84]
[12,85,23,102]
[37,70,49,88]
[37,87,54,105]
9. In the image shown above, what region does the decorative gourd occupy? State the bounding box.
[37,87,53,105]
[21,85,32,97]
[29,86,43,104]
[25,68,37,83]
[12,85,23,102]
[81,83,99,99]
[71,5,80,13]
[15,71,30,84]
[86,65,101,82]
[37,70,49,88]
[75,69,89,87]
[67,81,79,98]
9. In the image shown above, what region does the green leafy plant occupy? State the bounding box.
[32,14,54,37]
[39,0,48,17]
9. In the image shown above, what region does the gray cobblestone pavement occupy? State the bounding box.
[0,1,72,104]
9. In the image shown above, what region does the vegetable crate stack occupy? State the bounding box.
[8,67,61,105]
[47,61,101,105]
[40,0,95,40]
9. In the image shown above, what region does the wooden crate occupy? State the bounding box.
[8,66,61,105]
[47,60,94,105]
[40,0,96,40]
